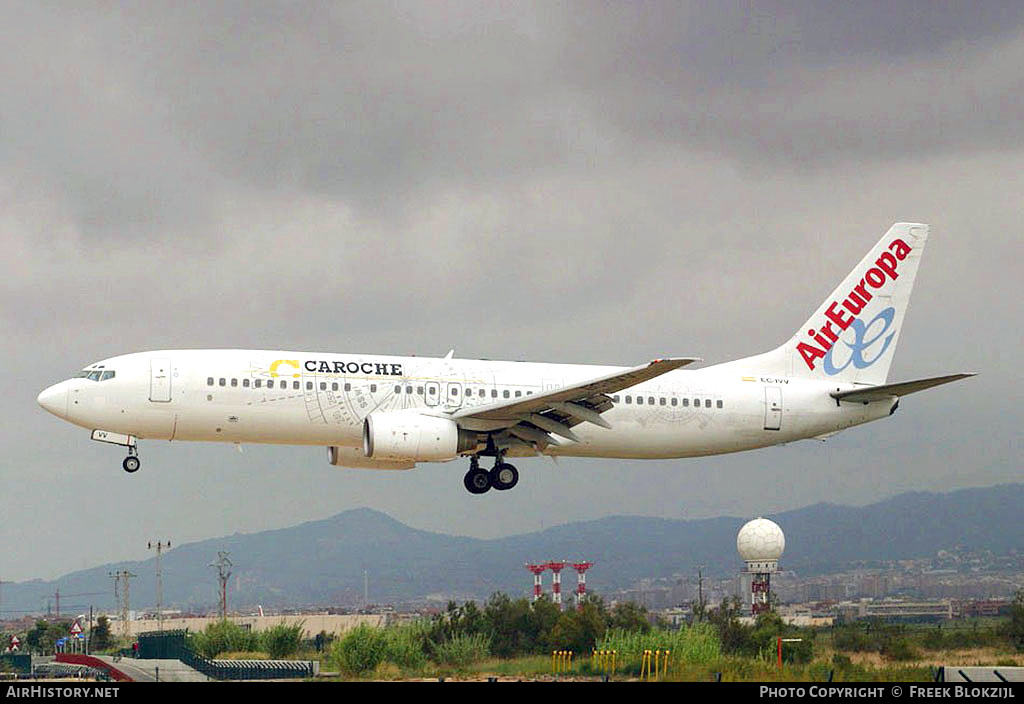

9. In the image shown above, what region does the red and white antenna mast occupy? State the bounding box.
[525,563,548,602]
[571,561,594,611]
[547,561,567,608]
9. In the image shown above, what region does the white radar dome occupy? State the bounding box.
[737,517,785,562]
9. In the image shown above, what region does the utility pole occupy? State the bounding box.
[109,570,137,642]
[209,552,232,620]
[363,569,368,609]
[148,541,170,631]
[55,588,60,620]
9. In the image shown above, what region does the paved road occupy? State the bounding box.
[96,656,210,682]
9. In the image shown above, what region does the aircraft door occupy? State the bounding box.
[764,386,782,430]
[150,358,172,402]
[424,381,441,407]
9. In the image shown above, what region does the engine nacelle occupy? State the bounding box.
[363,410,478,462]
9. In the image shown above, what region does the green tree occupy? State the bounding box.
[749,612,814,663]
[331,624,386,675]
[548,601,608,654]
[707,596,752,655]
[1004,589,1024,652]
[25,620,70,654]
[610,601,652,634]
[188,620,258,658]
[479,592,564,657]
[259,622,304,658]
[90,616,113,652]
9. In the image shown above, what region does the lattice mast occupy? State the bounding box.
[525,563,547,602]
[209,552,233,619]
[571,562,594,611]
[148,540,170,631]
[547,561,567,608]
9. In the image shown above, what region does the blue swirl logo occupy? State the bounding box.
[823,307,897,375]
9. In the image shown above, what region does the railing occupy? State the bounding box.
[179,648,315,680]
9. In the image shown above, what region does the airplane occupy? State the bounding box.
[37,222,973,495]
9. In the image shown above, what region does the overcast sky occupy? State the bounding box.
[2,2,1021,584]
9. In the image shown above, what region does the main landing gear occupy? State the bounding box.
[463,455,519,495]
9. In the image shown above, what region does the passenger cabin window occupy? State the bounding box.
[625,396,632,404]
[648,396,654,405]
[255,379,262,388]
[307,382,313,390]
[717,400,723,408]
[231,379,237,387]
[515,390,522,397]
[491,389,498,398]
[345,383,352,392]
[293,381,300,390]
[503,390,510,398]
[613,395,620,402]
[219,378,226,387]
[242,379,249,388]
[320,382,327,391]
[705,399,712,408]
[637,396,643,405]
[395,385,402,393]
[370,384,377,393]
[683,398,689,407]
[207,377,214,386]
[659,397,666,406]
[693,398,699,407]
[671,398,677,406]
[332,383,338,391]
[466,389,472,397]
[406,386,412,394]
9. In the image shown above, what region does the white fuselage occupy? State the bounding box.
[39,349,893,462]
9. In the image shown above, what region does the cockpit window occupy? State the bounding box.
[87,371,102,381]
[100,370,115,381]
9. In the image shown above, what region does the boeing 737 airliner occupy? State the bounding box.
[38,223,972,494]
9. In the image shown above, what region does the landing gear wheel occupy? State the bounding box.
[489,463,519,491]
[122,456,141,473]
[464,466,491,494]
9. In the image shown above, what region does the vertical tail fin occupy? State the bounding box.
[720,223,929,385]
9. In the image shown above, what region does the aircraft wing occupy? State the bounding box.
[830,373,975,403]
[447,357,699,447]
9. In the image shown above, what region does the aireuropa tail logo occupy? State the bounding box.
[797,237,910,372]
[823,306,896,375]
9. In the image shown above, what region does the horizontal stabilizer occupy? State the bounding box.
[830,373,975,403]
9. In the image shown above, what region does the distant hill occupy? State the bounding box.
[3,483,1021,614]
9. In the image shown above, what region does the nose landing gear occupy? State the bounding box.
[91,430,141,474]
[122,445,141,473]
[463,454,519,494]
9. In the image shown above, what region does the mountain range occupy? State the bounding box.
[3,483,1021,615]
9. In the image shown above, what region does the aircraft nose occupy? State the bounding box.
[37,383,68,418]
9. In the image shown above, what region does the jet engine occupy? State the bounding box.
[362,410,479,462]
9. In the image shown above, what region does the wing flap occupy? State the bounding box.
[451,357,699,424]
[830,373,975,403]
